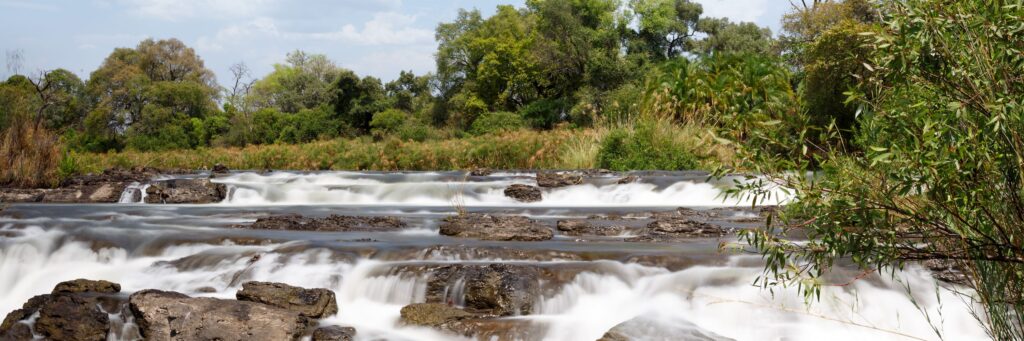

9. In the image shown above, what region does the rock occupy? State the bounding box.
[556,220,626,236]
[598,315,734,341]
[504,184,542,203]
[240,214,407,232]
[427,264,540,316]
[469,168,493,176]
[400,303,538,340]
[0,322,32,341]
[536,171,583,188]
[129,289,311,341]
[34,294,111,341]
[400,303,475,327]
[311,326,356,341]
[52,279,121,294]
[439,214,553,241]
[212,163,230,173]
[144,178,227,204]
[646,218,727,236]
[236,281,339,318]
[616,175,639,184]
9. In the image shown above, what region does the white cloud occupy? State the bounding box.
[302,13,433,45]
[116,0,275,21]
[695,0,768,24]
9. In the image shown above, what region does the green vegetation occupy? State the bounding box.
[4,1,1023,334]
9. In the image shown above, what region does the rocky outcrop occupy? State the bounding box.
[400,303,475,327]
[469,168,493,176]
[311,326,356,341]
[556,220,626,236]
[240,214,407,232]
[504,184,542,203]
[1,279,123,341]
[236,281,339,318]
[145,178,227,204]
[536,171,583,188]
[212,163,230,173]
[616,175,639,184]
[439,214,553,241]
[427,264,540,316]
[644,218,727,237]
[129,289,312,341]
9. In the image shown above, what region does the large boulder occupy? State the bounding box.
[129,289,312,341]
[427,264,540,316]
[145,178,227,204]
[236,281,339,318]
[1,279,123,341]
[400,303,538,340]
[311,326,356,341]
[240,214,406,232]
[536,172,583,188]
[504,184,542,203]
[439,214,553,241]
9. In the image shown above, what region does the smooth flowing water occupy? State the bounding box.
[0,171,989,340]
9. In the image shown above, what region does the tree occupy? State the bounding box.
[627,0,703,60]
[694,18,774,56]
[739,1,1024,338]
[249,50,344,114]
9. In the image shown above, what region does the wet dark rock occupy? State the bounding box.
[52,279,121,294]
[617,175,639,184]
[504,184,542,203]
[34,294,111,341]
[240,214,407,232]
[236,281,339,318]
[311,326,356,341]
[195,286,218,293]
[427,264,540,316]
[923,259,969,285]
[212,163,230,173]
[556,220,626,236]
[0,321,32,341]
[145,178,227,204]
[439,214,553,241]
[469,168,493,176]
[536,171,583,188]
[129,289,312,341]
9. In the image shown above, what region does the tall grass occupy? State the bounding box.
[1,119,62,188]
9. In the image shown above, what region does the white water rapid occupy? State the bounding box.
[0,171,990,340]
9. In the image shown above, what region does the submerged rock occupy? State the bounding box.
[427,264,540,316]
[400,303,538,340]
[400,303,475,327]
[469,168,493,176]
[145,178,227,204]
[504,184,542,203]
[236,281,339,318]
[311,326,356,341]
[439,214,553,241]
[598,315,734,341]
[536,171,583,188]
[556,220,626,236]
[129,289,312,341]
[617,175,639,184]
[240,214,407,232]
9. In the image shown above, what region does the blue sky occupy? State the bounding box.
[0,0,787,84]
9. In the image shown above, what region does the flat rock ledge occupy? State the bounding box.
[238,214,407,232]
[439,213,553,241]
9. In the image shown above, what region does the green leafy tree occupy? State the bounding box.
[694,18,774,56]
[627,0,703,60]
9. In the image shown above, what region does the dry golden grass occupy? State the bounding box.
[1,119,61,188]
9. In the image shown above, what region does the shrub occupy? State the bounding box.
[518,98,570,129]
[1,119,62,187]
[370,109,407,138]
[469,111,524,136]
[596,119,701,171]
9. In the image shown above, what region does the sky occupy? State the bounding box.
[0,0,787,84]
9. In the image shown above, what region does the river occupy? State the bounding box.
[0,171,989,340]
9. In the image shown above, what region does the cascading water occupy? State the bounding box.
[0,171,989,340]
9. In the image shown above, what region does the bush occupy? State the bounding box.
[1,118,62,187]
[370,109,407,138]
[518,98,570,129]
[469,111,524,136]
[596,119,700,171]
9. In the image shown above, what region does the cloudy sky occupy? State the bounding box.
[0,0,786,84]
